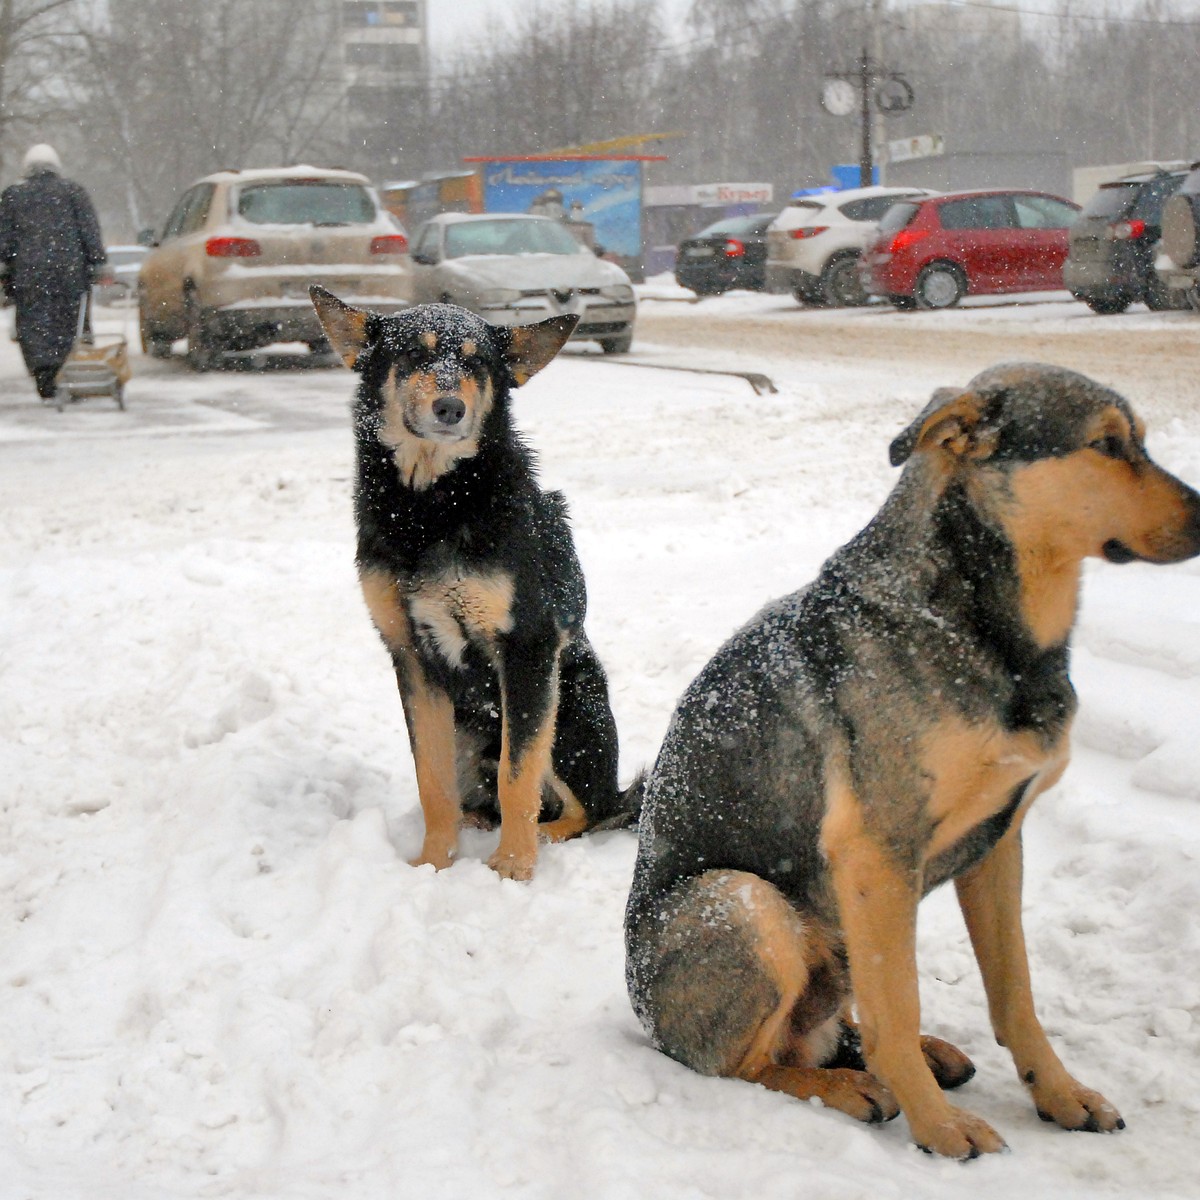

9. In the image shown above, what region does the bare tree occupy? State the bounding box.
[0,0,79,177]
[65,0,343,234]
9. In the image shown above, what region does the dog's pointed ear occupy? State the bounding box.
[502,314,579,387]
[310,285,372,369]
[889,387,998,466]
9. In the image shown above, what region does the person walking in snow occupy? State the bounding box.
[0,144,108,402]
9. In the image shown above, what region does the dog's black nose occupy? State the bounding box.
[432,396,466,426]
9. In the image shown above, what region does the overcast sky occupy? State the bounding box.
[426,0,691,53]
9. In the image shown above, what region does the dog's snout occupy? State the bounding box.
[433,395,466,426]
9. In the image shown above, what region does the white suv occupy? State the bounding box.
[766,186,936,307]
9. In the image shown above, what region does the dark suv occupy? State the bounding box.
[1159,162,1200,312]
[1064,167,1189,314]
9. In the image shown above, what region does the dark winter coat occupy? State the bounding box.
[0,168,106,372]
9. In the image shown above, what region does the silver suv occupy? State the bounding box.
[138,166,410,368]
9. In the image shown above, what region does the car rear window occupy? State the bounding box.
[939,196,1014,230]
[1082,182,1139,220]
[772,201,826,231]
[444,219,584,257]
[694,214,771,238]
[839,195,916,222]
[236,182,378,226]
[876,201,920,235]
[1130,175,1186,221]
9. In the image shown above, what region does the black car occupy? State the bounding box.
[1064,168,1188,314]
[674,212,777,296]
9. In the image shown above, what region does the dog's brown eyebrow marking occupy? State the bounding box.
[461,339,477,358]
[419,331,437,352]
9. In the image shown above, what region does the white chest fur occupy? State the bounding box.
[407,571,516,668]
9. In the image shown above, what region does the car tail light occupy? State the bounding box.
[205,236,261,258]
[370,234,409,255]
[723,238,746,258]
[788,226,829,240]
[1106,219,1146,241]
[887,228,931,254]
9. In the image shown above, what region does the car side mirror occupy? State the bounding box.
[412,250,438,266]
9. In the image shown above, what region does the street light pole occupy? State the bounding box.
[858,45,873,187]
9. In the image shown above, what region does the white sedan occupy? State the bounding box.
[407,213,636,354]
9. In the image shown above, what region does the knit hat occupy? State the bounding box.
[22,144,62,175]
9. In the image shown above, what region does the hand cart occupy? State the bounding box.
[52,291,131,411]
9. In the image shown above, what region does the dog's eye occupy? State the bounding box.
[1090,435,1125,459]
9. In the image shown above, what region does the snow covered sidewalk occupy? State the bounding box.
[1,326,1199,1199]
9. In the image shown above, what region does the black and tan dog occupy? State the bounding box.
[311,287,636,881]
[625,363,1200,1157]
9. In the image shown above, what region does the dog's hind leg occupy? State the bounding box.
[547,633,622,833]
[490,633,562,880]
[628,870,900,1123]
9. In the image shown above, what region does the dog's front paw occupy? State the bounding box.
[409,844,456,870]
[1032,1077,1124,1133]
[911,1105,1008,1160]
[487,849,535,881]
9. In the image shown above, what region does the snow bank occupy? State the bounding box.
[1,303,1198,1198]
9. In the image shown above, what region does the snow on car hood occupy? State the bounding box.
[443,253,630,291]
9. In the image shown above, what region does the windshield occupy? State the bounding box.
[236,182,377,226]
[444,218,585,258]
[1082,183,1139,220]
[694,214,771,238]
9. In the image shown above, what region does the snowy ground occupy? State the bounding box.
[1,297,1199,1199]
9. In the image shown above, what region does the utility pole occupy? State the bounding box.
[857,46,873,188]
[822,48,913,187]
[821,1,913,188]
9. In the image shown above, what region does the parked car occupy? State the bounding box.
[1064,167,1189,314]
[674,211,778,295]
[860,189,1081,309]
[766,187,936,307]
[1158,161,1200,312]
[138,165,410,369]
[96,244,148,304]
[407,213,636,353]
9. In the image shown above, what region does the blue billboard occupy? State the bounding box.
[479,158,644,259]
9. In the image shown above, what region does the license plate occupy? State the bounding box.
[685,246,714,257]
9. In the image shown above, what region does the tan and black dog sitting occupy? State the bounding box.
[625,363,1200,1157]
[311,287,638,881]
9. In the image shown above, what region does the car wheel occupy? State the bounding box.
[184,291,220,371]
[820,254,868,307]
[138,290,171,358]
[1188,287,1200,314]
[1144,271,1184,312]
[599,331,633,354]
[915,263,966,310]
[1084,295,1130,315]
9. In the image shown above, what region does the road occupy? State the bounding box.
[634,290,1200,422]
[1,293,1197,439]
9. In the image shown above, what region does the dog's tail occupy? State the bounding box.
[590,769,646,833]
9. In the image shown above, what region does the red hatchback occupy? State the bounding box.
[861,189,1081,309]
